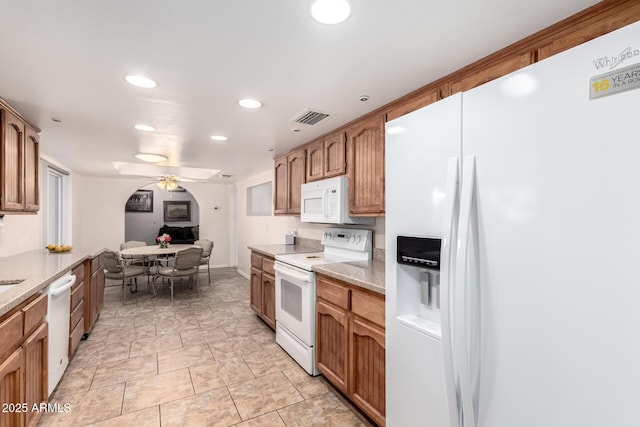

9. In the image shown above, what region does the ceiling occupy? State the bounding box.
[0,0,601,183]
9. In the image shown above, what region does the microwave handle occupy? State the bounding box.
[322,188,329,217]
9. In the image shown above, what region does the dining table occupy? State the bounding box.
[119,243,197,258]
[120,244,198,274]
[119,244,198,293]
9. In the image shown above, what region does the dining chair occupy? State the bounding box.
[119,240,148,267]
[102,250,147,304]
[194,239,214,283]
[156,247,203,303]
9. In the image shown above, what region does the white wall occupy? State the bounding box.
[234,169,386,277]
[75,176,232,267]
[235,170,298,276]
[125,186,200,245]
[0,214,41,257]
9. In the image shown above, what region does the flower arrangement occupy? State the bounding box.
[156,233,172,248]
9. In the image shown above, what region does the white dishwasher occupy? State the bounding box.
[46,273,76,396]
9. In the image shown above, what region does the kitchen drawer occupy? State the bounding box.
[72,263,85,284]
[351,289,385,329]
[262,256,275,275]
[317,276,349,310]
[0,311,23,359]
[22,292,47,337]
[70,279,84,309]
[70,299,84,332]
[69,318,84,357]
[251,252,263,268]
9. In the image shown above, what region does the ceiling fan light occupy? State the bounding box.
[157,180,167,189]
[135,153,167,163]
[167,180,179,191]
[310,0,351,24]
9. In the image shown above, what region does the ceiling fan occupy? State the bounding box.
[154,175,203,190]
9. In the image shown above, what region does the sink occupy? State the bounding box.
[0,279,25,294]
[0,285,17,294]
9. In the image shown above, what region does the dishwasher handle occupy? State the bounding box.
[49,274,76,297]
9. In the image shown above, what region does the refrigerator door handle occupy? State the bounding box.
[441,157,462,427]
[455,155,479,427]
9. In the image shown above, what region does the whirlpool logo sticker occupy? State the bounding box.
[593,47,640,70]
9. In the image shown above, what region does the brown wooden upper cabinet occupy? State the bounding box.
[450,52,534,94]
[274,147,306,215]
[0,98,39,213]
[347,114,385,216]
[306,131,346,182]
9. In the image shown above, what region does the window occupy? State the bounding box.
[247,181,272,216]
[41,162,71,246]
[47,168,64,244]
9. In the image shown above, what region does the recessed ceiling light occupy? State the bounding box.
[134,124,156,132]
[310,0,351,24]
[238,99,262,109]
[125,75,157,88]
[210,135,228,141]
[134,153,167,163]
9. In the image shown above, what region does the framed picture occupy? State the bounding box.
[125,190,153,212]
[164,201,191,222]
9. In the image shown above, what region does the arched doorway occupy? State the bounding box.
[124,183,201,245]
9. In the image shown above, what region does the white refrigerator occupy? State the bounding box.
[385,20,640,427]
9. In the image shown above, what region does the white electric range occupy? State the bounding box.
[274,228,372,375]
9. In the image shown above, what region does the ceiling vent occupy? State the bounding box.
[291,108,332,126]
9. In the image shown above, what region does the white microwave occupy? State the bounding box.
[300,176,374,225]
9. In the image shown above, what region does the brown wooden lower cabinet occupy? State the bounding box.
[249,251,276,330]
[350,317,386,426]
[316,274,386,426]
[69,263,85,356]
[23,322,48,427]
[261,272,276,330]
[84,255,105,336]
[0,347,25,427]
[250,266,262,314]
[0,292,48,427]
[316,299,349,394]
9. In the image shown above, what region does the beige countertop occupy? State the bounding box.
[0,247,105,317]
[313,259,385,295]
[247,244,321,258]
[248,243,385,295]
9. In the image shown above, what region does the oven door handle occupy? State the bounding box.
[274,263,312,282]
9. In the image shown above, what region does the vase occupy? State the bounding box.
[159,242,169,249]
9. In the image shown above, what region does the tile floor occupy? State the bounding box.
[39,268,372,427]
